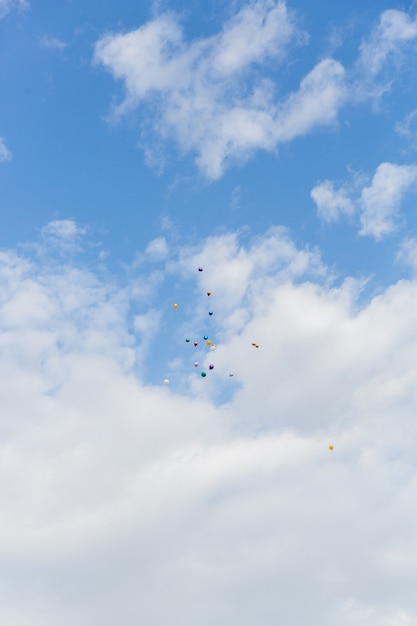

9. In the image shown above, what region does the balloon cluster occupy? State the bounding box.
[164,267,218,384]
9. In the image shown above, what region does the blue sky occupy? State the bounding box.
[2,1,417,625]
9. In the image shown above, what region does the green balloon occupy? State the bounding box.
[201,371,207,377]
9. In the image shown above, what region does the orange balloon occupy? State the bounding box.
[207,291,211,296]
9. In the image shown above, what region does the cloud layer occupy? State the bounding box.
[1,222,417,624]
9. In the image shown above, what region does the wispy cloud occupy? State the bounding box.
[353,9,417,101]
[358,9,417,77]
[0,0,28,19]
[39,35,68,50]
[0,137,12,162]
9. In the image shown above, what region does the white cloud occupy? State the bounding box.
[42,219,85,240]
[0,137,12,162]
[94,3,349,179]
[144,236,168,260]
[0,0,27,19]
[395,237,417,274]
[358,9,417,77]
[359,162,417,239]
[312,162,417,239]
[352,9,417,103]
[2,223,417,624]
[311,180,355,223]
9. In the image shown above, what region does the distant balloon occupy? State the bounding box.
[198,267,203,272]
[203,335,208,340]
[252,342,259,348]
[329,445,334,451]
[207,291,211,296]
[209,364,214,370]
[210,344,217,351]
[173,303,178,309]
[206,340,212,346]
[201,371,207,377]
[229,373,234,377]
[209,311,213,316]
[163,379,170,385]
[194,342,198,347]
[194,362,199,367]
[185,338,190,343]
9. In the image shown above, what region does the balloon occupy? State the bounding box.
[194,362,199,367]
[201,371,207,377]
[163,379,170,385]
[194,342,198,347]
[185,338,190,342]
[173,303,178,309]
[209,364,214,370]
[329,445,334,451]
[229,373,234,377]
[198,267,203,272]
[209,311,213,316]
[206,340,211,346]
[252,342,259,348]
[207,291,211,296]
[210,344,217,351]
[203,335,208,340]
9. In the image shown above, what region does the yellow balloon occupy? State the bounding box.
[206,340,212,346]
[173,303,178,309]
[329,445,334,451]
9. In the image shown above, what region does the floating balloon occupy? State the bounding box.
[229,373,234,377]
[163,379,170,385]
[201,371,207,377]
[198,267,203,272]
[209,311,213,316]
[207,291,211,296]
[206,340,211,346]
[210,344,217,351]
[209,364,214,370]
[203,335,208,340]
[173,303,178,309]
[252,342,259,348]
[329,445,334,451]
[194,342,198,347]
[185,338,190,343]
[194,362,199,367]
